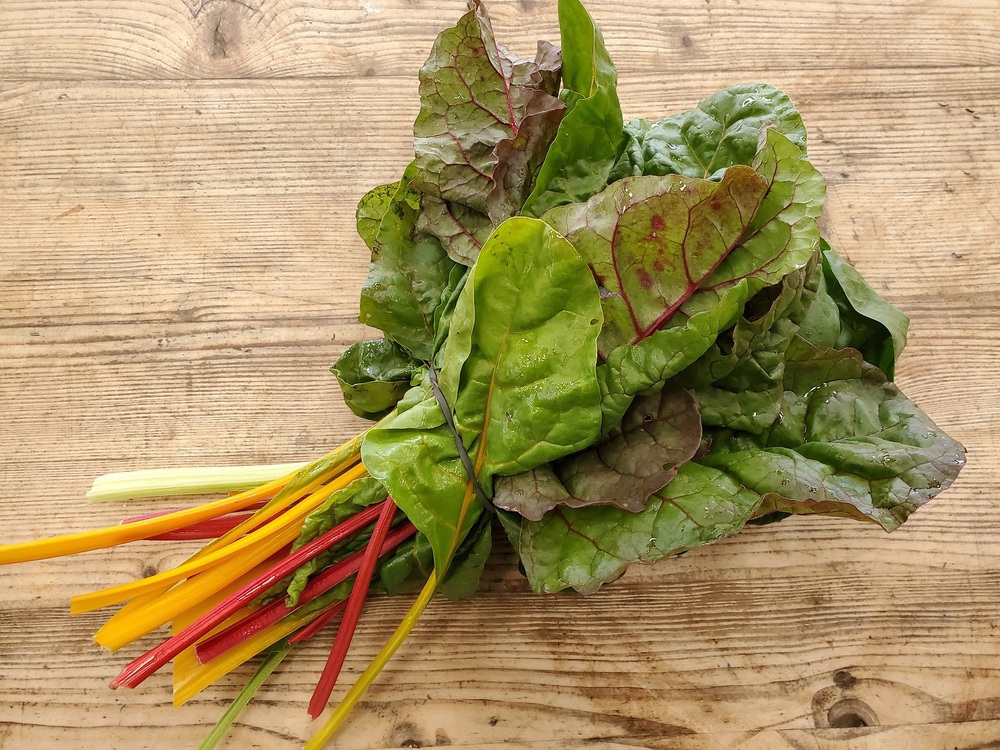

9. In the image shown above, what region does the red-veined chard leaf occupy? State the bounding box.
[609,83,808,182]
[521,0,624,216]
[330,339,420,420]
[358,163,459,361]
[499,461,761,594]
[596,128,826,427]
[362,217,604,573]
[543,164,768,357]
[494,383,701,520]
[411,1,565,264]
[819,239,909,380]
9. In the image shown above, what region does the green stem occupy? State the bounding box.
[198,641,292,750]
[87,464,307,502]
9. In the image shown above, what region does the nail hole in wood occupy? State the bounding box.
[827,698,878,728]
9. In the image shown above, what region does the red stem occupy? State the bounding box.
[120,501,268,526]
[289,600,348,645]
[308,497,398,719]
[109,500,389,690]
[195,521,416,664]
[146,514,258,541]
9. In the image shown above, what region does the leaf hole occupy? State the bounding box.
[590,318,599,326]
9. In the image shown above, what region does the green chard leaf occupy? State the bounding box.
[356,182,399,249]
[596,128,826,426]
[379,514,493,600]
[358,163,459,361]
[494,383,702,520]
[609,83,808,182]
[331,339,421,420]
[820,239,909,379]
[285,475,388,606]
[677,264,810,434]
[500,460,761,594]
[698,344,965,531]
[411,1,565,264]
[362,217,604,573]
[522,0,625,216]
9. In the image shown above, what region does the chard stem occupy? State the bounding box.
[307,497,399,718]
[305,572,438,750]
[198,641,292,750]
[88,464,307,502]
[195,522,416,664]
[110,499,389,689]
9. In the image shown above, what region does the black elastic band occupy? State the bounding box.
[426,362,494,514]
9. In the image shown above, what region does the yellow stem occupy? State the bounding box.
[305,571,438,750]
[0,472,293,566]
[72,462,368,615]
[172,612,313,707]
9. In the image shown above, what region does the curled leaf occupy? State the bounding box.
[609,83,808,182]
[820,239,909,379]
[359,164,459,360]
[331,339,420,420]
[494,383,702,520]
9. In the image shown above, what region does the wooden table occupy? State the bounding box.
[1,1,997,747]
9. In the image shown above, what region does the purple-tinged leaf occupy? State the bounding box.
[545,165,768,358]
[412,1,563,217]
[494,383,702,520]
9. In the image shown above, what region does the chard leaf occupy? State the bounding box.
[363,217,604,572]
[700,345,965,531]
[596,128,826,427]
[416,197,494,266]
[504,344,965,594]
[356,182,399,250]
[412,1,564,219]
[499,461,761,594]
[820,239,909,379]
[543,165,768,357]
[331,339,421,420]
[286,476,388,605]
[522,0,624,216]
[486,84,568,224]
[609,84,808,181]
[359,164,459,360]
[494,383,702,520]
[678,265,809,434]
[380,514,493,600]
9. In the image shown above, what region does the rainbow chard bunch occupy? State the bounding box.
[0,0,965,747]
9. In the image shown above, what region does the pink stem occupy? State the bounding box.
[109,500,389,690]
[195,521,416,664]
[307,498,398,718]
[120,501,268,525]
[147,514,257,541]
[288,600,348,645]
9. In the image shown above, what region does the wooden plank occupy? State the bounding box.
[1,0,999,747]
[0,0,997,81]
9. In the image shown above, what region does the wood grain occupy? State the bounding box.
[1,0,998,748]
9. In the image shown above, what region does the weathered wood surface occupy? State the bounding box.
[1,0,998,747]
